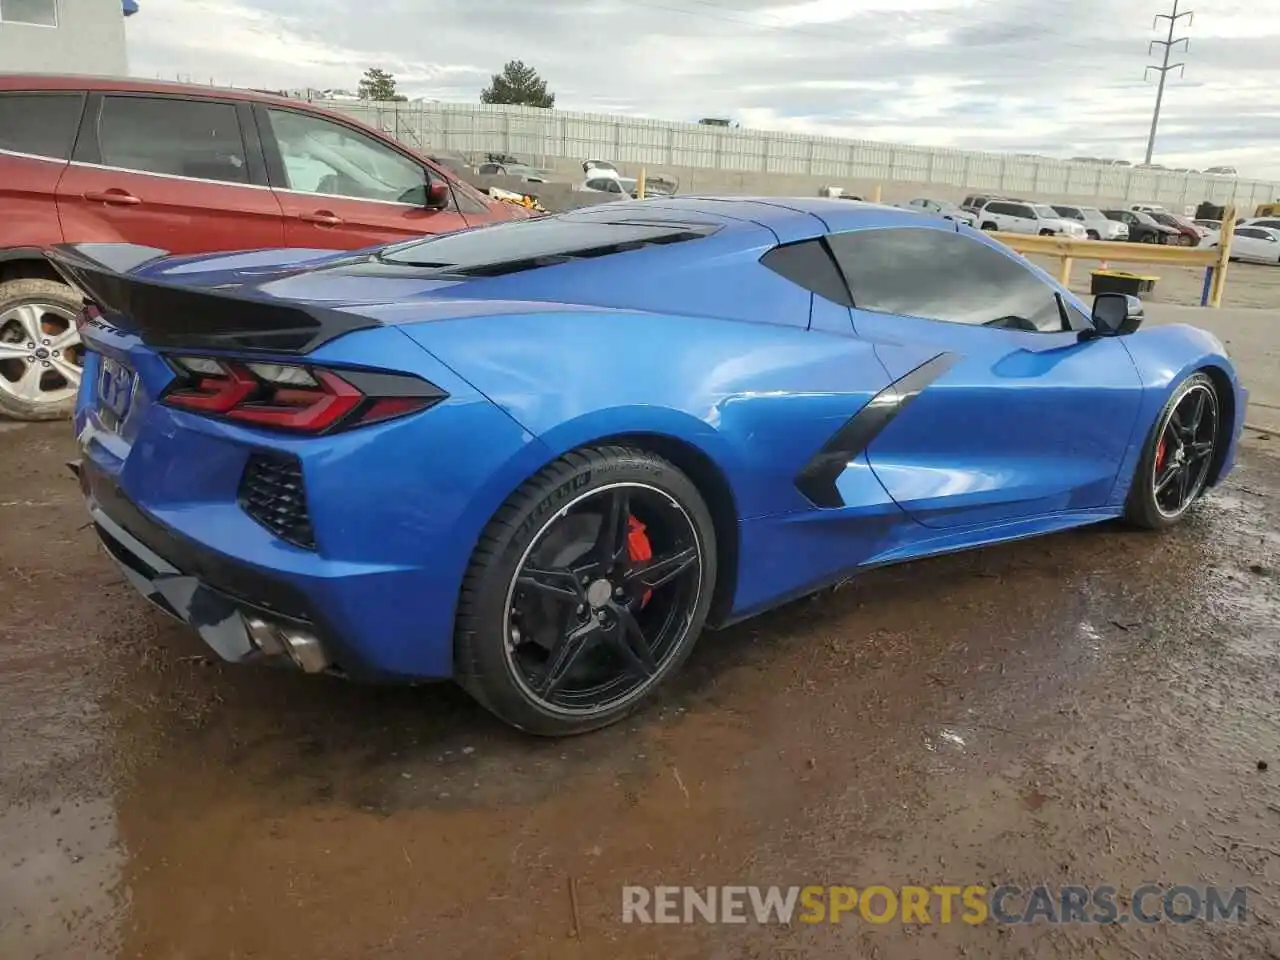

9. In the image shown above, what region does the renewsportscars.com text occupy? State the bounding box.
[621,884,1248,925]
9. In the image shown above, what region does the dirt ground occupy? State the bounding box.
[3,422,1280,960]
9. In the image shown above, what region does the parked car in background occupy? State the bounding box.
[901,198,977,228]
[427,152,474,180]
[1205,166,1239,176]
[0,74,523,421]
[1238,217,1280,231]
[577,175,636,199]
[1102,209,1179,244]
[1147,211,1201,247]
[476,162,554,182]
[975,200,1088,239]
[961,193,1022,215]
[1207,225,1280,265]
[1050,204,1129,241]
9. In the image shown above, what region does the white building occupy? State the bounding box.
[0,0,135,76]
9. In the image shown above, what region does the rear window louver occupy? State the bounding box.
[443,229,711,278]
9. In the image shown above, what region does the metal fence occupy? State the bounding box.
[315,99,1280,211]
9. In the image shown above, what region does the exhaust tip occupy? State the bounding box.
[242,614,331,673]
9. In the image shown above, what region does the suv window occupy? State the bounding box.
[1051,206,1080,219]
[1015,205,1038,218]
[985,201,1014,216]
[1237,228,1267,239]
[828,227,1068,333]
[0,0,56,24]
[0,92,82,159]
[265,108,430,204]
[97,96,248,183]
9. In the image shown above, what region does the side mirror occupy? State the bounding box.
[1086,293,1144,339]
[425,181,450,209]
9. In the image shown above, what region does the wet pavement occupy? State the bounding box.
[3,423,1280,960]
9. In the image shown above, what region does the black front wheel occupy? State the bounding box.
[1125,373,1220,529]
[454,446,717,735]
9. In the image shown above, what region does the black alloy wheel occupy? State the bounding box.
[454,446,717,735]
[505,482,702,712]
[1125,373,1220,529]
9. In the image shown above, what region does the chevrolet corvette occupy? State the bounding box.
[49,198,1246,735]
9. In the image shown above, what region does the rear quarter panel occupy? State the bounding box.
[398,310,893,522]
[0,153,68,249]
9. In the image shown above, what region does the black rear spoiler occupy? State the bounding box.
[44,243,381,355]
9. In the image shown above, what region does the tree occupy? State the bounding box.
[480,60,555,108]
[358,68,406,102]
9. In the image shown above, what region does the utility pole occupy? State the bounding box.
[1143,0,1193,166]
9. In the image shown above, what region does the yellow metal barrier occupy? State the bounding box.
[987,206,1238,308]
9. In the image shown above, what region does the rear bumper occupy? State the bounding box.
[79,458,349,674]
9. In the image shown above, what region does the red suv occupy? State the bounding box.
[0,74,524,421]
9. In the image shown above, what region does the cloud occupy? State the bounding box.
[123,0,1280,179]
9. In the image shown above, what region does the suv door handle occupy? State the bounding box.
[83,190,141,205]
[299,211,343,226]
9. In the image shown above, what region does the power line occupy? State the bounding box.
[1143,0,1193,165]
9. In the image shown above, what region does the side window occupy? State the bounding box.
[265,108,429,205]
[759,238,853,306]
[0,0,57,24]
[478,163,500,174]
[1238,228,1265,239]
[0,92,82,159]
[1014,205,1036,219]
[97,96,248,183]
[1257,220,1280,229]
[828,227,1067,334]
[985,202,1010,216]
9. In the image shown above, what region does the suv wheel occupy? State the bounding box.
[0,278,84,421]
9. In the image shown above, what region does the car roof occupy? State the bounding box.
[0,72,387,135]
[586,196,945,243]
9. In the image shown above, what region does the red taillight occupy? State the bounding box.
[160,357,445,434]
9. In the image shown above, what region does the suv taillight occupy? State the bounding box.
[76,300,102,333]
[160,356,447,434]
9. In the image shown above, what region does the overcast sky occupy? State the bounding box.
[125,0,1280,179]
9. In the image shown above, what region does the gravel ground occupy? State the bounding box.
[2,423,1280,960]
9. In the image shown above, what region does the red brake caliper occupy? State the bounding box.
[1155,436,1168,474]
[626,515,653,607]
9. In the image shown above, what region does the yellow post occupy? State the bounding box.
[871,183,883,203]
[1057,256,1073,287]
[636,167,646,200]
[1209,205,1237,309]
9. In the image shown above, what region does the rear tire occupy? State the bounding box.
[453,445,718,736]
[1124,373,1220,530]
[981,221,997,231]
[1086,230,1100,240]
[0,278,84,422]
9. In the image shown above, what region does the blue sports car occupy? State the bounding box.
[49,198,1246,735]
